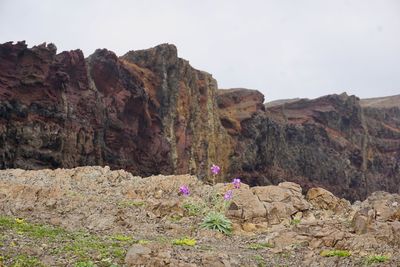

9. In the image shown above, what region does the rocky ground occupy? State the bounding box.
[0,166,399,266]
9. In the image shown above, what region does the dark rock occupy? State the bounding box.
[219,90,400,201]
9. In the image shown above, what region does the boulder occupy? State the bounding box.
[226,187,266,220]
[359,191,400,222]
[264,202,297,225]
[351,208,375,234]
[125,244,152,266]
[306,187,350,213]
[251,182,310,224]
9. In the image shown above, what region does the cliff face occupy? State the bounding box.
[218,90,400,201]
[217,88,265,135]
[0,41,100,170]
[121,45,231,178]
[1,41,399,200]
[0,41,231,179]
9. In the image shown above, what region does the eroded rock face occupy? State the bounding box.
[218,90,400,201]
[121,45,232,179]
[0,41,231,180]
[0,41,99,170]
[1,41,399,200]
[217,88,265,135]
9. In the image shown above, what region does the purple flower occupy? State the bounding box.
[210,164,221,175]
[232,178,241,189]
[224,190,233,201]
[179,185,190,196]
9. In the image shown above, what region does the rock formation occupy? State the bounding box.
[0,41,230,180]
[219,90,400,201]
[1,41,399,200]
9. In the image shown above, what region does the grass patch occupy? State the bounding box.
[0,215,135,265]
[74,261,96,267]
[253,255,266,267]
[137,239,149,245]
[62,231,132,261]
[290,219,301,225]
[168,214,183,222]
[365,255,390,264]
[172,237,196,246]
[183,202,205,216]
[320,250,351,257]
[8,255,46,267]
[200,211,232,235]
[247,242,274,250]
[0,216,67,240]
[111,234,133,242]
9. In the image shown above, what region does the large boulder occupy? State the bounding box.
[306,187,350,213]
[226,187,267,220]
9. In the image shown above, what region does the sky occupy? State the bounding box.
[0,0,399,101]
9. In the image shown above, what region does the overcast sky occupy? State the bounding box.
[0,0,399,101]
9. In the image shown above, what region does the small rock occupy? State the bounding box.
[125,244,151,266]
[154,190,163,199]
[306,187,350,213]
[49,217,61,226]
[41,255,57,266]
[242,222,257,232]
[309,238,323,249]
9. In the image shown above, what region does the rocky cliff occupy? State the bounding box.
[218,90,400,201]
[1,41,399,201]
[0,41,231,179]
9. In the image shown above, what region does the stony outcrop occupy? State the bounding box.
[1,167,399,266]
[0,41,231,180]
[218,90,400,201]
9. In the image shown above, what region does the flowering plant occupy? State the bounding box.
[224,190,233,201]
[178,165,242,235]
[210,164,221,185]
[232,178,241,189]
[179,185,190,196]
[210,164,221,175]
[211,178,240,213]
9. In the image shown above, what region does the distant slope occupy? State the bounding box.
[267,94,400,109]
[265,98,303,108]
[360,95,400,108]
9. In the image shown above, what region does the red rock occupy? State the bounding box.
[217,88,265,135]
[0,41,231,180]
